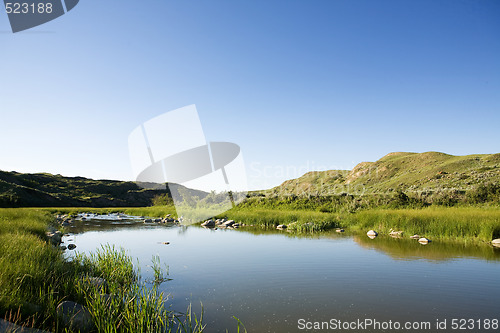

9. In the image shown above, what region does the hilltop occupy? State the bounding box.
[263,152,500,197]
[0,171,206,207]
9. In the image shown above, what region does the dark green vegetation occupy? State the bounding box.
[0,171,206,208]
[0,208,207,332]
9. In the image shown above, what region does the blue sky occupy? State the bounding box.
[0,0,499,190]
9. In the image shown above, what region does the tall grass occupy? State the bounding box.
[218,208,340,233]
[0,209,206,332]
[215,205,500,243]
[341,207,500,243]
[0,208,254,332]
[75,245,205,333]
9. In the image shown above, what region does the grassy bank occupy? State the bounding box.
[340,207,500,244]
[218,205,500,244]
[43,204,500,243]
[0,208,207,332]
[44,204,500,244]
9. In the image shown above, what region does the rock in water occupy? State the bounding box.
[56,301,93,333]
[201,220,215,227]
[222,220,235,227]
[418,238,431,244]
[389,230,403,237]
[0,318,49,333]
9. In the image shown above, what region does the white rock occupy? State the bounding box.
[418,237,431,244]
[222,220,235,227]
[201,220,215,227]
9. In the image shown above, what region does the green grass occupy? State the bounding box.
[46,202,500,243]
[74,245,205,333]
[219,208,340,232]
[217,205,500,244]
[340,206,500,244]
[0,208,208,332]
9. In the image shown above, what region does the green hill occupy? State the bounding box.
[0,171,206,208]
[263,152,500,196]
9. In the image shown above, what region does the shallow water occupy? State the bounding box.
[64,218,500,332]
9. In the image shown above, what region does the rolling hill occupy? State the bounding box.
[263,152,500,196]
[0,171,207,207]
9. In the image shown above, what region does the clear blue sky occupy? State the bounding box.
[1,0,499,190]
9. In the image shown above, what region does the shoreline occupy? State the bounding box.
[26,205,500,245]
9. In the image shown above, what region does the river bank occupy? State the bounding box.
[0,208,206,333]
[41,205,500,245]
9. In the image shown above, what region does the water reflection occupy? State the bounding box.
[353,235,500,262]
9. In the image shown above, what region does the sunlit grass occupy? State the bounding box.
[341,206,500,243]
[0,209,206,332]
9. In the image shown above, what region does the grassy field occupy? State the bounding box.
[0,208,207,332]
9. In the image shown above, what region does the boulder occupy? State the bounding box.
[367,230,378,237]
[0,318,49,333]
[201,220,215,227]
[46,231,62,245]
[56,301,93,333]
[222,220,235,227]
[389,230,403,237]
[418,238,431,244]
